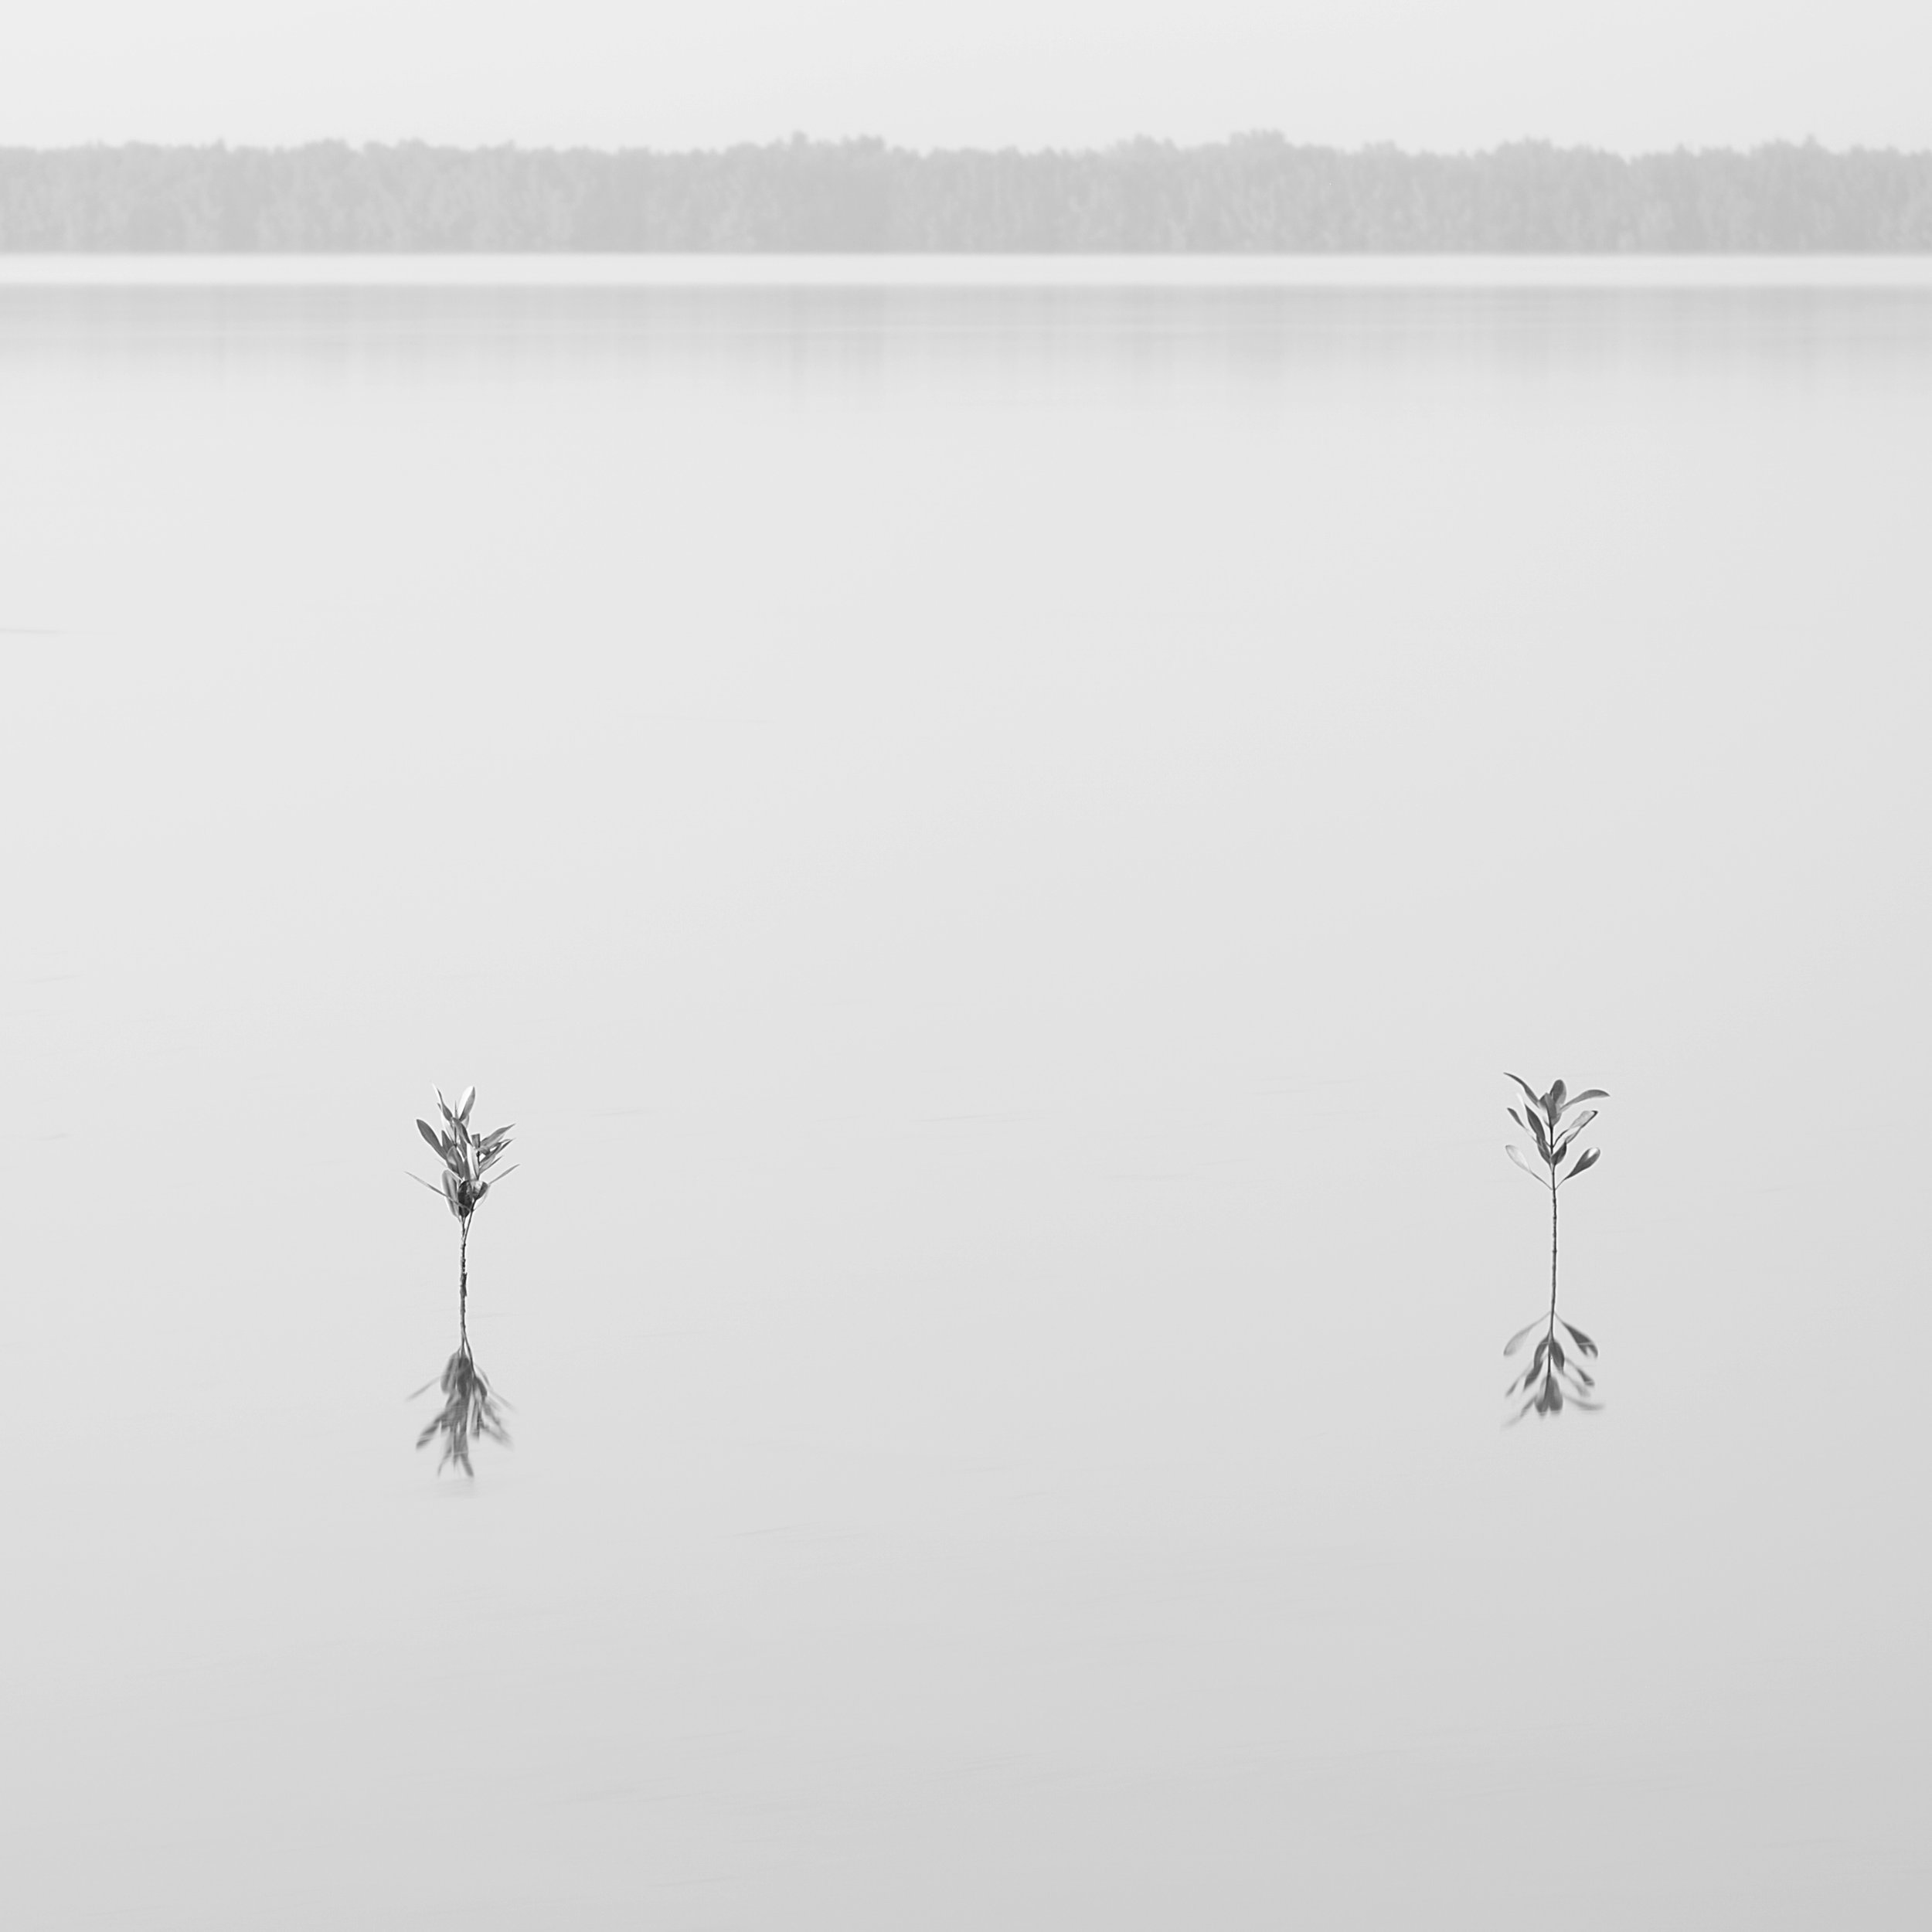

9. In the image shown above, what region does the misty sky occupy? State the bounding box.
[5,0,1927,154]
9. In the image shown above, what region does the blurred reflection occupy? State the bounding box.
[413,1344,511,1478]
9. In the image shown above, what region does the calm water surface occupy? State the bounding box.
[2,262,1928,1927]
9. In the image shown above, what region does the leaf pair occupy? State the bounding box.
[1502,1314,1595,1359]
[1505,1138,1602,1185]
[1505,1073,1608,1129]
[436,1083,476,1126]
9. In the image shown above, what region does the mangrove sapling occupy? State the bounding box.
[410,1084,516,1475]
[1502,1074,1607,1422]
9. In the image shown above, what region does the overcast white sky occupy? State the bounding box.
[2,0,1926,152]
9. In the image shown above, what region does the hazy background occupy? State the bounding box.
[4,0,1930,152]
[14,141,1931,253]
[1,258,1928,1926]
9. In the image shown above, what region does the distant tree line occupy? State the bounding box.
[3,136,1931,251]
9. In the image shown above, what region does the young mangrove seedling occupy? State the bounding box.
[1502,1073,1607,1422]
[410,1083,517,1475]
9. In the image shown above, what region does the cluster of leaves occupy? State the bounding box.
[413,1084,515,1219]
[1503,1073,1605,1188]
[413,1349,512,1478]
[1504,1312,1601,1420]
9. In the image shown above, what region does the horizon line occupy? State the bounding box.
[5,132,1924,162]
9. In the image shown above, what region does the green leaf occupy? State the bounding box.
[1505,1145,1544,1181]
[1503,1319,1544,1355]
[1524,1108,1551,1158]
[1545,1079,1567,1115]
[1560,1320,1597,1358]
[416,1119,444,1154]
[457,1085,476,1122]
[1565,1147,1601,1181]
[1556,1088,1608,1116]
[1505,1073,1546,1117]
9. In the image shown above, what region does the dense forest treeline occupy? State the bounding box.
[4,137,1932,251]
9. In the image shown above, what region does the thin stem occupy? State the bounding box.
[1547,1166,1560,1337]
[458,1212,471,1359]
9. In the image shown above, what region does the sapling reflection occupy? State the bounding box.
[1502,1074,1607,1421]
[410,1084,516,1475]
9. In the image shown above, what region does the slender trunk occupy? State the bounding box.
[459,1213,471,1357]
[1547,1175,1560,1336]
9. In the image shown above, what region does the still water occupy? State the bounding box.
[2,260,1927,1927]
